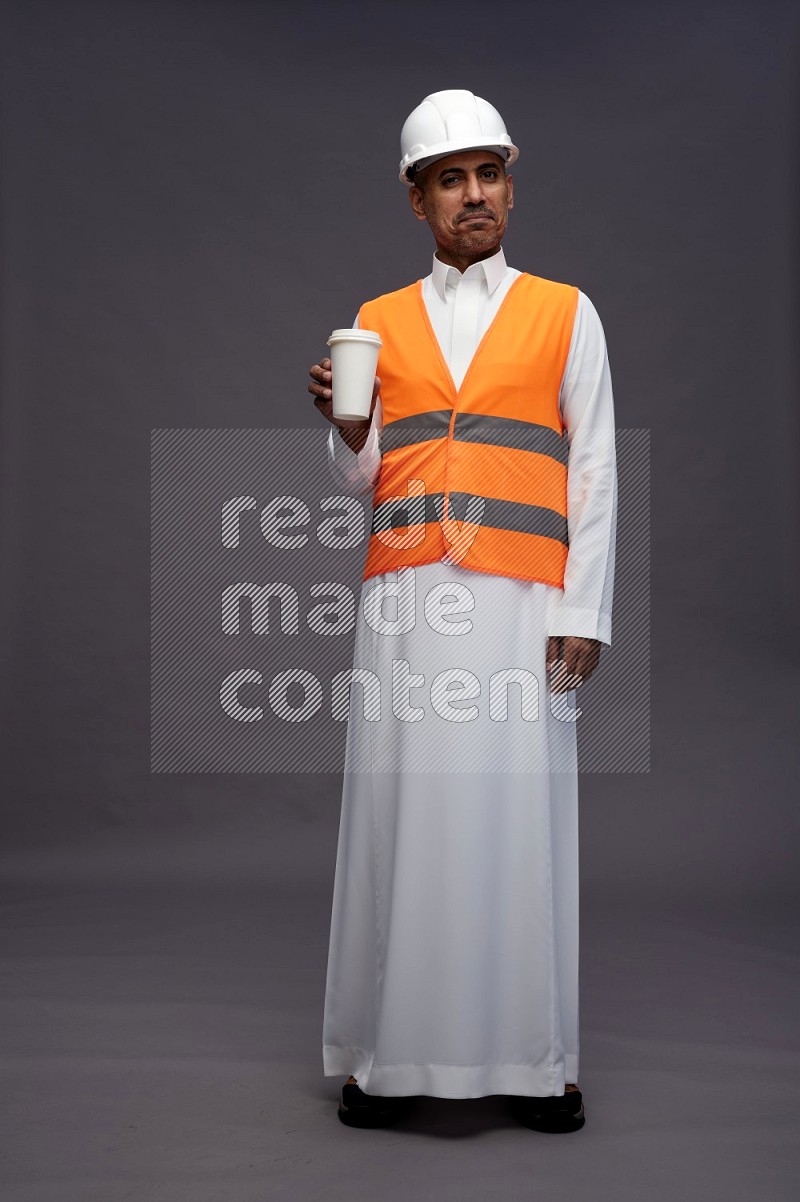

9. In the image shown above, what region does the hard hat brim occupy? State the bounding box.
[400,140,519,185]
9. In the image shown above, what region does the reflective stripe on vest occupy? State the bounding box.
[358,272,579,586]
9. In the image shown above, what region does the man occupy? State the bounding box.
[308,90,617,1132]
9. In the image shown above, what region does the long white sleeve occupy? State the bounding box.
[326,398,383,496]
[545,291,618,645]
[325,312,383,496]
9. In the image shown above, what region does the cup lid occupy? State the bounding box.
[327,328,382,346]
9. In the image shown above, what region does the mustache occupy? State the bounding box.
[457,208,496,222]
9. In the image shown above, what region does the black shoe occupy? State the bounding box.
[509,1088,585,1133]
[337,1080,415,1128]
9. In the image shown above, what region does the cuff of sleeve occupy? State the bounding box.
[326,421,381,491]
[545,602,612,646]
[327,420,375,461]
[327,423,346,456]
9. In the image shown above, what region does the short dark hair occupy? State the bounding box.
[408,160,433,190]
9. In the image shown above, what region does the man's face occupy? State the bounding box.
[408,149,514,266]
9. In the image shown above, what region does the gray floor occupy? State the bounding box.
[1,830,797,1202]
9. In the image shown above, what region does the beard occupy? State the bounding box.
[447,221,504,258]
[422,202,508,261]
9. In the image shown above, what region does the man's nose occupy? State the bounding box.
[462,173,486,205]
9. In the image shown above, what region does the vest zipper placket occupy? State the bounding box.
[415,275,528,538]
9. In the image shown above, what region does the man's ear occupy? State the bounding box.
[408,185,428,223]
[506,173,514,210]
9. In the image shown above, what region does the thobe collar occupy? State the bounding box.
[431,246,508,302]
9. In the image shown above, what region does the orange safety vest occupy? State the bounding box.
[358,272,579,587]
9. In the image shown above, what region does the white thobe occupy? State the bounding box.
[321,247,617,1099]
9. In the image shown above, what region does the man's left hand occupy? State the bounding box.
[546,636,602,693]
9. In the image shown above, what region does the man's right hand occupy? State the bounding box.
[308,357,380,454]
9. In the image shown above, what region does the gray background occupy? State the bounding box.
[0,1,797,1199]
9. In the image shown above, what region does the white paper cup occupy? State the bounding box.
[326,328,382,422]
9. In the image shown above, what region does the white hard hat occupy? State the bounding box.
[399,89,519,185]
